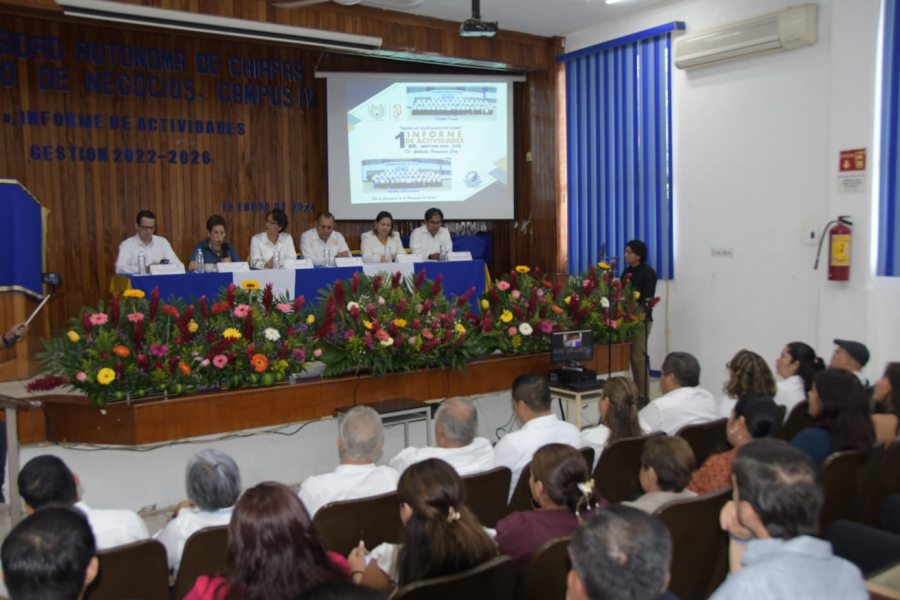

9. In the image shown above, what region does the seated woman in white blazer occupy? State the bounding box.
[360,211,405,263]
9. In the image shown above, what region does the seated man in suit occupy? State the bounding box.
[2,505,99,600]
[710,439,867,599]
[299,406,399,517]
[18,455,149,550]
[493,374,581,501]
[639,351,718,435]
[567,504,677,600]
[115,209,183,274]
[388,397,494,476]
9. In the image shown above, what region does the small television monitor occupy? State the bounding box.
[550,329,594,367]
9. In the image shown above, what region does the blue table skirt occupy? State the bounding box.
[128,260,486,309]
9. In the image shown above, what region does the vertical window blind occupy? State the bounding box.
[879,0,900,276]
[559,23,683,278]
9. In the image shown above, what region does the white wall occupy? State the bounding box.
[566,0,896,393]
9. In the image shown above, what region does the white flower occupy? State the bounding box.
[347,301,360,311]
[408,336,418,345]
[377,296,386,305]
[519,322,534,336]
[600,297,610,309]
[379,337,394,347]
[264,328,281,342]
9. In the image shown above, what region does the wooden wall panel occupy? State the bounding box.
[0,2,561,333]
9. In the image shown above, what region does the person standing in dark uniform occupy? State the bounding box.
[622,240,657,402]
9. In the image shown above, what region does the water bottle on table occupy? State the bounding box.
[439,244,448,262]
[384,244,392,263]
[323,246,332,267]
[273,249,281,269]
[137,251,147,275]
[195,249,205,273]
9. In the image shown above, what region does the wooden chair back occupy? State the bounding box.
[392,555,517,600]
[676,418,728,466]
[820,449,864,532]
[770,404,788,437]
[579,446,595,472]
[83,539,170,600]
[172,525,229,600]
[654,488,731,600]
[313,490,403,554]
[859,440,900,526]
[463,466,512,527]
[515,536,571,600]
[779,401,813,441]
[507,462,534,513]
[593,432,665,503]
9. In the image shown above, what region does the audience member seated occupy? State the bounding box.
[872,362,900,445]
[188,214,241,272]
[155,448,241,573]
[494,374,582,501]
[716,350,776,418]
[774,341,824,417]
[689,393,779,495]
[790,368,875,466]
[388,397,494,476]
[409,207,452,260]
[185,482,347,600]
[249,208,297,269]
[710,439,867,599]
[495,444,605,571]
[18,455,149,549]
[360,211,404,264]
[115,209,183,274]
[567,505,676,600]
[299,406,399,517]
[623,436,696,514]
[2,506,99,600]
[348,458,496,593]
[639,352,718,435]
[300,211,351,266]
[580,377,645,469]
[829,339,871,388]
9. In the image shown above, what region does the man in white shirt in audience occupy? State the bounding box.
[639,351,718,435]
[115,209,183,274]
[829,339,870,388]
[18,455,149,549]
[493,374,582,501]
[711,439,867,599]
[388,397,494,476]
[409,207,452,260]
[299,211,351,266]
[299,405,399,517]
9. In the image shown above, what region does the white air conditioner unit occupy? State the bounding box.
[673,4,817,70]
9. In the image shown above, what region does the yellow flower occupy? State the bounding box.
[66,330,80,342]
[515,265,531,274]
[500,310,513,323]
[223,327,242,340]
[393,318,408,328]
[633,291,641,300]
[511,335,523,348]
[455,323,466,334]
[306,314,316,325]
[241,279,260,291]
[564,295,572,305]
[480,299,489,310]
[122,289,145,299]
[96,367,116,385]
[187,320,199,333]
[363,320,373,330]
[598,261,611,270]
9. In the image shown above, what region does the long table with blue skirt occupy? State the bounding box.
[126,259,487,309]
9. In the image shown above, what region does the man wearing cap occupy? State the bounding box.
[829,339,870,387]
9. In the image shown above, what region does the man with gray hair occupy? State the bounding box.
[299,406,399,517]
[388,398,494,475]
[638,351,717,435]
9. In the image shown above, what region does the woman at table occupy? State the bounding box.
[360,211,404,263]
[188,214,241,272]
[250,208,297,269]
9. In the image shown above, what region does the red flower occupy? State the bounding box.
[81,311,93,335]
[456,287,475,307]
[351,271,360,295]
[149,287,160,321]
[294,295,305,314]
[162,304,180,318]
[263,283,274,313]
[372,274,383,294]
[199,296,209,320]
[391,271,402,289]
[243,314,254,340]
[226,283,236,307]
[251,353,269,372]
[109,294,121,328]
[431,274,443,298]
[334,280,345,308]
[414,270,426,290]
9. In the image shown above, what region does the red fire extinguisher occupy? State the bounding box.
[814,216,852,281]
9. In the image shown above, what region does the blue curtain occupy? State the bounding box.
[559,23,683,278]
[879,0,900,276]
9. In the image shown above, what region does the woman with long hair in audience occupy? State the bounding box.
[348,458,496,593]
[716,349,777,417]
[774,341,825,417]
[580,378,644,469]
[872,362,900,445]
[495,444,605,571]
[688,393,779,495]
[185,481,347,600]
[790,368,876,465]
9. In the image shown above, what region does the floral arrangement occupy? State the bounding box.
[564,262,656,343]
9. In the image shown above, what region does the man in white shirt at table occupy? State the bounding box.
[299,211,351,266]
[115,209,183,274]
[409,207,452,260]
[298,405,399,517]
[493,374,582,501]
[639,351,718,435]
[388,397,494,476]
